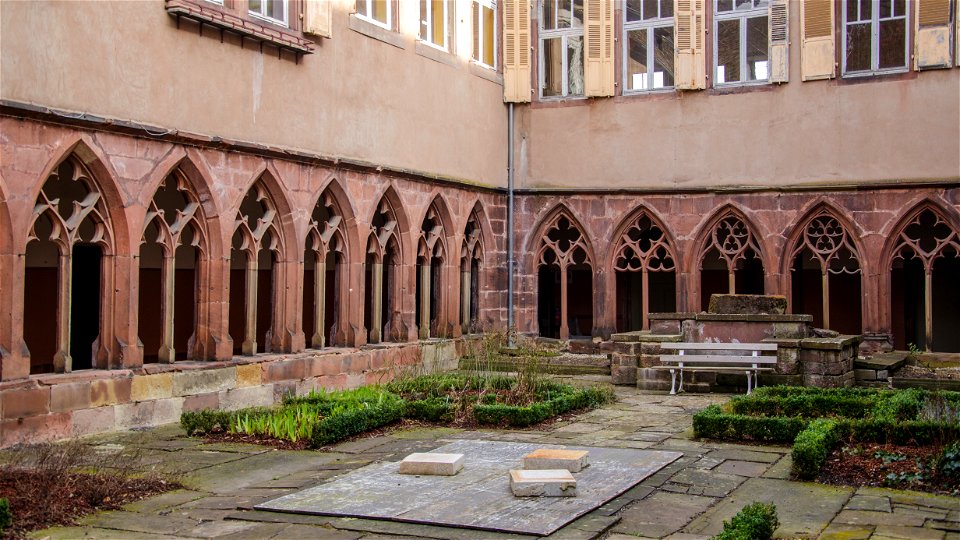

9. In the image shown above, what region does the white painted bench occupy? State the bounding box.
[653,342,778,395]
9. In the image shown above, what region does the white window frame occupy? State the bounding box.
[623,0,675,93]
[357,0,393,30]
[473,0,498,69]
[539,0,585,98]
[420,0,449,50]
[842,0,910,76]
[248,0,289,27]
[713,0,770,87]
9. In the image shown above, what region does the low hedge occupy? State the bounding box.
[311,399,405,446]
[474,387,614,427]
[693,405,808,443]
[729,394,874,419]
[712,502,779,540]
[791,419,839,479]
[404,397,455,422]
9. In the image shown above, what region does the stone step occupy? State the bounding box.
[855,352,908,371]
[398,453,464,476]
[509,469,578,497]
[523,449,589,473]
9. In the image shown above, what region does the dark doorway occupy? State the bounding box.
[173,245,198,359]
[255,249,275,352]
[891,257,925,350]
[229,250,247,355]
[138,242,163,363]
[568,265,593,337]
[382,253,393,341]
[700,248,727,310]
[538,265,561,338]
[24,215,59,374]
[932,256,960,352]
[470,258,480,326]
[734,249,764,295]
[70,244,102,370]
[430,258,442,336]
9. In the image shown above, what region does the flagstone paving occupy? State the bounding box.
[24,382,960,539]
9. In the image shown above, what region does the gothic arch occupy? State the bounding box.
[415,195,454,339]
[782,201,864,333]
[364,185,410,343]
[881,199,960,352]
[459,200,492,333]
[690,204,767,310]
[609,205,679,331]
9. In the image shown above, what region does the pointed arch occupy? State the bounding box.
[782,200,864,333]
[460,201,488,333]
[690,204,767,310]
[364,185,410,343]
[882,198,960,352]
[525,203,597,264]
[610,205,679,331]
[415,195,454,339]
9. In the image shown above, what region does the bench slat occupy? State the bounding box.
[660,354,778,364]
[649,366,775,372]
[660,343,778,351]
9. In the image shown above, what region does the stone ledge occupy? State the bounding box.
[799,335,863,350]
[165,0,315,54]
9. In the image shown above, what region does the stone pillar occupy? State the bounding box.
[54,251,73,372]
[242,253,258,356]
[419,262,431,339]
[461,265,471,331]
[370,261,383,343]
[559,265,569,340]
[311,258,326,348]
[158,254,176,363]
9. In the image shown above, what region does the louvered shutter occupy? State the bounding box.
[768,0,789,82]
[800,0,834,80]
[503,0,532,102]
[473,1,481,62]
[584,0,615,96]
[674,0,705,89]
[915,0,952,69]
[303,0,332,38]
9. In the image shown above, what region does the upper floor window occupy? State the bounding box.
[624,0,675,91]
[249,0,288,26]
[357,0,391,28]
[540,0,585,97]
[420,0,449,49]
[714,0,769,85]
[473,0,497,68]
[843,0,909,75]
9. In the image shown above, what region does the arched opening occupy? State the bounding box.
[789,213,862,333]
[303,192,346,348]
[460,212,483,333]
[416,205,446,339]
[890,209,960,352]
[138,173,207,362]
[229,182,283,356]
[25,157,113,373]
[536,213,594,340]
[365,199,402,344]
[613,212,677,332]
[699,213,764,310]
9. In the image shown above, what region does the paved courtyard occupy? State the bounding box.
[30,380,960,540]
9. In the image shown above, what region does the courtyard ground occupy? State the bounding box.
[25,378,960,540]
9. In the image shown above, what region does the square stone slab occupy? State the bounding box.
[256,439,681,536]
[399,452,464,476]
[523,448,590,472]
[510,469,577,497]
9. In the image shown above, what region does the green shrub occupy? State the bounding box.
[872,388,924,422]
[730,394,874,419]
[473,386,612,427]
[791,419,839,480]
[405,398,455,422]
[712,502,779,540]
[694,405,807,443]
[936,441,960,482]
[310,399,405,447]
[0,498,11,533]
[180,409,239,436]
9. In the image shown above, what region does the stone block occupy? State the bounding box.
[523,449,589,472]
[235,363,263,387]
[50,382,91,413]
[90,378,132,407]
[611,365,637,385]
[72,406,116,437]
[273,380,297,401]
[509,469,577,497]
[708,294,786,315]
[2,386,50,418]
[398,453,464,476]
[131,373,173,401]
[650,319,682,335]
[309,355,342,377]
[184,392,220,412]
[115,398,184,430]
[173,367,235,396]
[219,385,274,411]
[265,358,306,382]
[854,369,878,381]
[1,413,71,447]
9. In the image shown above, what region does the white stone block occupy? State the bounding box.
[509,469,578,497]
[522,449,589,472]
[398,453,464,476]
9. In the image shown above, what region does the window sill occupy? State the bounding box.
[469,62,503,84]
[415,40,457,67]
[349,14,405,49]
[622,87,676,96]
[165,0,314,54]
[710,80,776,95]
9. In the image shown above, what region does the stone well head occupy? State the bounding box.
[707,294,787,316]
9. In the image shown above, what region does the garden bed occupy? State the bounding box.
[693,386,960,493]
[180,374,614,449]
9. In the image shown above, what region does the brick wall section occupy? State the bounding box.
[0,341,458,448]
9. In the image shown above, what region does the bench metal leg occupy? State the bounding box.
[669,369,677,395]
[677,369,685,394]
[745,370,752,395]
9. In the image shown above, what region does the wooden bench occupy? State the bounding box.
[653,342,778,395]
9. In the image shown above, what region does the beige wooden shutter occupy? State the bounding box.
[503,0,532,102]
[956,0,959,67]
[303,0,332,38]
[768,0,789,82]
[473,1,481,61]
[674,0,705,89]
[800,0,834,80]
[584,0,615,96]
[915,0,953,69]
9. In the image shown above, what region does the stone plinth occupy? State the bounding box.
[523,449,589,472]
[707,294,787,315]
[510,469,578,497]
[399,453,464,476]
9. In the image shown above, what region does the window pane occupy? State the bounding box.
[860,0,872,20]
[626,29,649,90]
[893,0,905,17]
[568,34,584,94]
[357,0,367,16]
[746,15,768,80]
[846,0,859,21]
[266,0,284,21]
[249,0,262,13]
[432,0,445,46]
[483,4,495,65]
[421,0,429,40]
[879,18,907,68]
[717,0,733,12]
[643,0,658,20]
[559,0,572,27]
[543,0,557,30]
[716,18,740,83]
[661,0,673,18]
[845,22,871,71]
[653,26,675,87]
[543,37,564,96]
[879,0,891,18]
[373,0,388,23]
[571,0,584,28]
[735,0,752,9]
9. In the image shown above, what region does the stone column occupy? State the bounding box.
[419,262,431,339]
[461,264,471,332]
[370,261,383,343]
[311,257,326,348]
[158,254,176,363]
[821,270,830,330]
[242,253,258,356]
[559,264,569,340]
[924,269,933,351]
[54,250,73,372]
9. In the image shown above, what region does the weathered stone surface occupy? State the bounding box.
[130,373,174,401]
[115,398,184,430]
[72,406,116,437]
[713,460,770,477]
[50,382,91,412]
[707,294,787,315]
[510,469,578,497]
[220,385,274,410]
[855,352,908,371]
[2,385,50,418]
[846,495,892,513]
[523,449,589,472]
[614,492,716,538]
[236,363,264,387]
[398,453,464,476]
[90,378,132,407]
[173,367,236,397]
